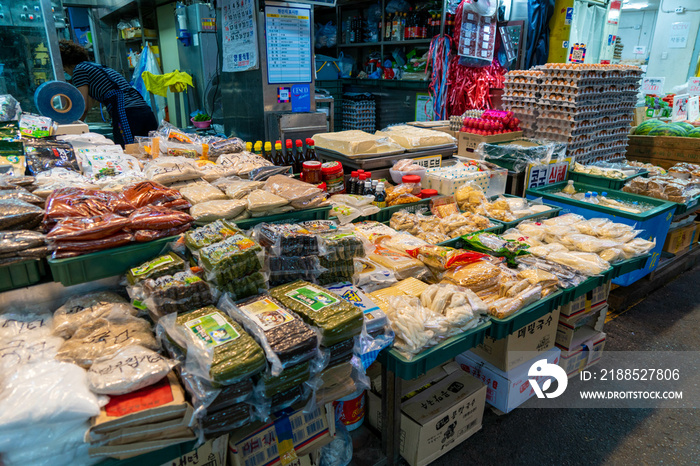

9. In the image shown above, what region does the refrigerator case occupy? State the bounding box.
[221,1,327,142]
[177,3,218,118]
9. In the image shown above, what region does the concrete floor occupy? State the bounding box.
[352,266,700,465]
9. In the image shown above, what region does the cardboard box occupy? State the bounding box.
[560,281,611,318]
[556,304,607,350]
[627,134,700,169]
[366,365,486,466]
[161,436,228,466]
[469,308,560,372]
[431,125,458,138]
[456,347,561,413]
[557,328,606,377]
[663,223,696,255]
[457,131,523,155]
[632,107,647,126]
[227,405,331,466]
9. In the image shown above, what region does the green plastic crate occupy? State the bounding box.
[378,320,491,380]
[487,289,563,340]
[233,206,331,231]
[487,194,562,230]
[368,199,431,223]
[567,169,648,191]
[48,236,179,287]
[610,254,651,280]
[558,273,610,308]
[438,221,504,248]
[0,259,46,291]
[95,440,197,466]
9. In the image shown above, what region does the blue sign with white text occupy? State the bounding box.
[291,84,311,112]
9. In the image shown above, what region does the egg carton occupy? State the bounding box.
[502,95,539,104]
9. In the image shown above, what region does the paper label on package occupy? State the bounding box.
[285,285,339,312]
[241,298,295,331]
[185,312,240,348]
[130,255,176,277]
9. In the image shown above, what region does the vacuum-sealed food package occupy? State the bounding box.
[143,157,203,185]
[127,205,194,230]
[268,255,325,286]
[263,175,327,209]
[24,138,79,175]
[87,345,178,395]
[126,252,186,285]
[178,181,227,205]
[367,245,431,281]
[201,402,252,437]
[133,223,191,242]
[141,272,216,317]
[162,306,267,384]
[208,137,245,157]
[189,199,246,222]
[246,189,288,212]
[197,232,264,281]
[121,181,183,210]
[0,189,43,204]
[443,260,502,291]
[223,179,264,199]
[184,220,241,251]
[255,361,311,399]
[269,280,363,347]
[0,230,45,254]
[226,294,318,374]
[0,199,43,230]
[254,223,320,256]
[47,213,129,241]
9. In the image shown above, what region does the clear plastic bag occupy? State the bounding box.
[157,306,267,385]
[136,271,217,318]
[353,257,397,292]
[178,181,227,205]
[52,291,132,338]
[190,199,247,222]
[253,222,322,257]
[208,137,245,157]
[143,156,203,185]
[87,345,179,395]
[220,294,320,377]
[264,175,327,210]
[223,179,264,199]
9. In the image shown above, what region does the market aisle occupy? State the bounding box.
[435,266,700,465]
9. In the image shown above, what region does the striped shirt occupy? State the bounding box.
[71,62,149,112]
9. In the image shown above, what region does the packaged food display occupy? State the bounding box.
[263,175,327,210]
[461,232,530,266]
[197,232,264,283]
[208,137,245,157]
[0,199,43,230]
[178,181,227,205]
[56,309,159,367]
[386,179,422,206]
[87,345,178,395]
[189,199,247,222]
[121,181,185,210]
[216,152,273,177]
[254,222,320,256]
[140,272,216,316]
[353,257,397,292]
[201,403,252,437]
[127,205,193,231]
[407,245,488,270]
[161,306,267,384]
[389,210,493,243]
[268,255,325,286]
[246,189,289,213]
[367,244,431,281]
[222,179,265,199]
[269,280,364,347]
[254,360,311,398]
[24,138,79,174]
[126,252,186,285]
[51,291,133,338]
[184,220,241,251]
[224,294,318,374]
[622,172,700,203]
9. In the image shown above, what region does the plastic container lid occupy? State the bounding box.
[420,189,438,198]
[366,171,372,178]
[303,161,322,169]
[402,175,421,184]
[322,161,343,174]
[295,139,303,147]
[351,171,358,177]
[286,140,293,148]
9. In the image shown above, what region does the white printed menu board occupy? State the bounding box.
[265,4,312,84]
[222,0,258,72]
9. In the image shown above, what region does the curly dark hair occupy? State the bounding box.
[59,40,89,67]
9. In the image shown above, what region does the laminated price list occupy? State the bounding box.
[265,5,312,84]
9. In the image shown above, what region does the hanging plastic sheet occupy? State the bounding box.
[525,0,555,69]
[131,44,167,122]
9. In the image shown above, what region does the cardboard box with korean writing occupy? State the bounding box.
[469,308,560,372]
[560,281,611,318]
[456,347,561,413]
[227,405,331,466]
[366,368,486,466]
[556,304,607,350]
[160,435,228,466]
[557,328,606,377]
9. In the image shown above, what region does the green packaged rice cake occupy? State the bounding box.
[126,252,186,285]
[185,220,241,251]
[269,280,363,347]
[173,306,267,384]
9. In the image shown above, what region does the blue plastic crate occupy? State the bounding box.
[526,182,676,286]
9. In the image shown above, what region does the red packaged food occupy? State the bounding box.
[121,181,182,209]
[43,188,133,230]
[47,213,129,241]
[133,222,192,242]
[50,232,134,254]
[160,198,192,211]
[128,206,194,231]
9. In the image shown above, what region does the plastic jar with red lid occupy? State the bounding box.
[301,161,323,184]
[420,189,438,199]
[322,161,346,194]
[401,174,422,195]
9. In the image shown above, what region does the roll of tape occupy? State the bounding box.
[34,81,86,125]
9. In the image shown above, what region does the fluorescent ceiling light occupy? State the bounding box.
[622,2,649,9]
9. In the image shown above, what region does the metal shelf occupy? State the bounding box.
[339,41,381,48]
[383,38,433,45]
